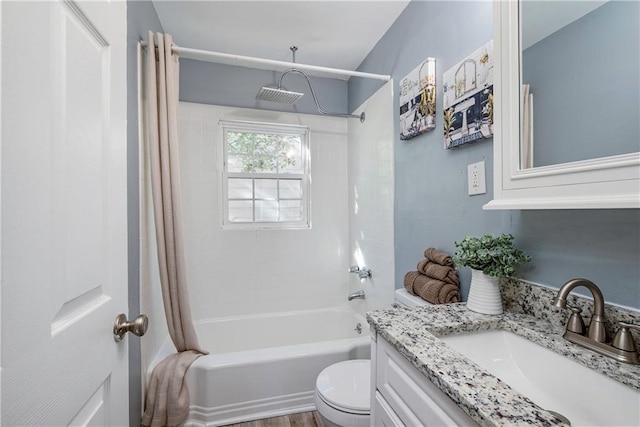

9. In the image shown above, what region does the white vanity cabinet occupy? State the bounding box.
[370,332,478,426]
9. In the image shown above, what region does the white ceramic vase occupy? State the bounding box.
[466,268,503,315]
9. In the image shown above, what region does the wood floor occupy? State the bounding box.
[221,411,325,427]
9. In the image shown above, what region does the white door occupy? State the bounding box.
[1,0,129,425]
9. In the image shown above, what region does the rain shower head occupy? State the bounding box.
[256,85,304,104]
[255,46,365,122]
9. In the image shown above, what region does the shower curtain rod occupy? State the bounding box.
[141,41,391,82]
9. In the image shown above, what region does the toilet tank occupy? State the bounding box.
[394,288,432,307]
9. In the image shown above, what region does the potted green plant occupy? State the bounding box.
[454,233,531,314]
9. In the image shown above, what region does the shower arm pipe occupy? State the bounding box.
[281,68,364,121]
[141,42,391,82]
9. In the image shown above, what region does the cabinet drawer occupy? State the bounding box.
[376,338,477,426]
[373,391,404,427]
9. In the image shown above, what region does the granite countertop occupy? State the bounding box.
[367,303,640,427]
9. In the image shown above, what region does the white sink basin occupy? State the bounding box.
[440,329,640,426]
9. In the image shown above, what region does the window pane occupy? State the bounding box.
[253,134,278,157]
[227,154,250,173]
[255,179,277,199]
[227,132,254,155]
[228,178,253,199]
[280,200,302,221]
[279,179,301,199]
[228,200,253,222]
[255,200,278,221]
[278,136,303,173]
[249,156,277,173]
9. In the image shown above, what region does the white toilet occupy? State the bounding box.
[314,288,430,426]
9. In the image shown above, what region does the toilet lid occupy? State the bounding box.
[316,359,370,413]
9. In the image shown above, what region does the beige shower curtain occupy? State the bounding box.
[142,31,207,427]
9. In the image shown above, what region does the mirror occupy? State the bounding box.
[485,0,639,210]
[519,0,639,169]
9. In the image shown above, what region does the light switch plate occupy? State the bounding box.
[468,160,486,195]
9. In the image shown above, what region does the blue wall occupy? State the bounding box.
[127,1,164,424]
[349,0,639,308]
[522,1,639,167]
[179,58,349,115]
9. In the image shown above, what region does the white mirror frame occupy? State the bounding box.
[484,0,640,210]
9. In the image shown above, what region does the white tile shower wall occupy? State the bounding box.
[177,103,350,320]
[347,82,395,315]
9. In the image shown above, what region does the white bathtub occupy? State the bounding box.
[149,307,370,427]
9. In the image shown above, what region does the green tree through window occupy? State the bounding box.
[227,131,300,173]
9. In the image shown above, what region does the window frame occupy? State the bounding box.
[219,119,311,230]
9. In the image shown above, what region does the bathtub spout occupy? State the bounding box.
[348,290,365,301]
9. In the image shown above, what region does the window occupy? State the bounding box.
[220,120,310,229]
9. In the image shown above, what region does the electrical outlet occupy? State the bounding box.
[467,160,486,195]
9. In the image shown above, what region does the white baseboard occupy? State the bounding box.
[185,391,316,426]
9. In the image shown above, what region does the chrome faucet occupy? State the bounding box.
[553,278,639,364]
[348,290,365,301]
[349,265,372,279]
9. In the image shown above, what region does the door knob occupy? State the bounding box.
[113,313,148,342]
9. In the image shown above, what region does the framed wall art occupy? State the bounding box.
[399,57,436,140]
[443,40,493,149]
